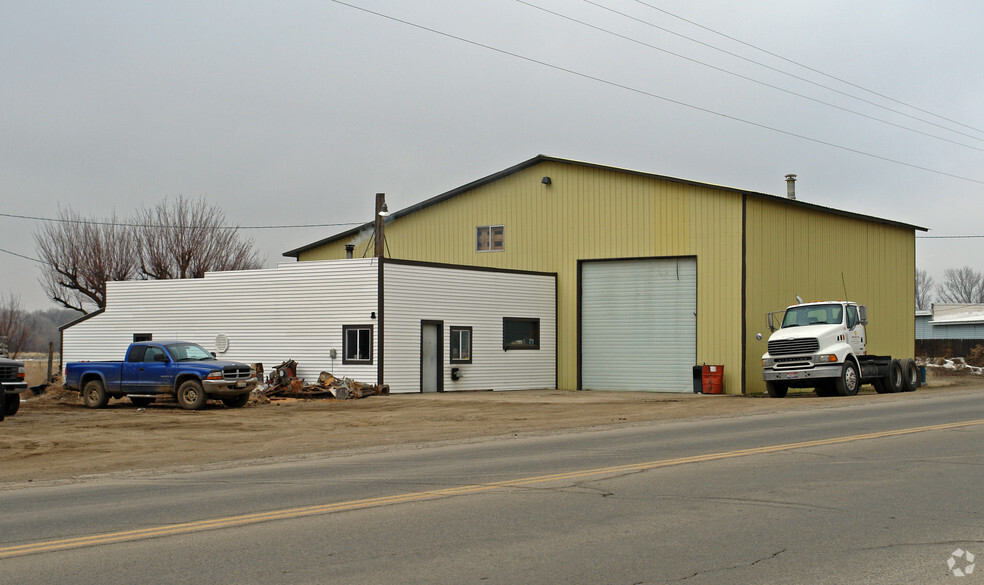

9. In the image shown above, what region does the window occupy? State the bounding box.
[846,305,860,329]
[450,327,473,363]
[476,225,504,252]
[781,304,843,328]
[126,345,147,362]
[343,325,374,364]
[503,317,539,350]
[143,346,165,363]
[133,333,152,342]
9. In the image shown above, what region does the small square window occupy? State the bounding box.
[450,327,473,364]
[343,325,374,364]
[476,225,504,252]
[503,318,539,350]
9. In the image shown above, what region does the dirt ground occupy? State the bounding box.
[2,368,981,488]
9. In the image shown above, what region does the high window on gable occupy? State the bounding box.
[476,225,504,252]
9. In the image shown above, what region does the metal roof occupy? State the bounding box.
[283,154,928,258]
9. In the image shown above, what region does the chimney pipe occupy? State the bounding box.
[345,244,354,259]
[785,174,797,200]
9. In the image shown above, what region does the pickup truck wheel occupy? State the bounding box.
[221,393,250,408]
[4,394,20,416]
[901,359,920,392]
[82,380,110,408]
[765,381,788,398]
[834,361,860,396]
[129,397,156,407]
[176,380,207,410]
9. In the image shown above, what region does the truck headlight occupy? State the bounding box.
[17,365,25,379]
[206,370,223,380]
[815,355,838,363]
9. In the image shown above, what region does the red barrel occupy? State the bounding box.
[701,365,724,394]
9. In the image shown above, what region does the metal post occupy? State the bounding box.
[374,193,385,258]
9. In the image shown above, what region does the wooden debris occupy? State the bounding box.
[260,360,388,400]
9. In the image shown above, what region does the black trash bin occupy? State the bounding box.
[693,365,703,393]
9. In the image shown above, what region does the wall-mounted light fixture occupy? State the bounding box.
[370,311,377,319]
[541,176,552,185]
[378,203,390,217]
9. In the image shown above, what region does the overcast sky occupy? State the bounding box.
[3,1,983,311]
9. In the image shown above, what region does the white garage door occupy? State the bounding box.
[580,257,697,391]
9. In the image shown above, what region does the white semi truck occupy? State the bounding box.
[760,300,920,398]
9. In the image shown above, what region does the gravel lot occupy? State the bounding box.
[2,371,979,488]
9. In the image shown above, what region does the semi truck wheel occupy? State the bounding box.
[901,359,920,392]
[815,381,836,397]
[883,359,905,393]
[835,361,860,396]
[765,381,788,398]
[176,380,207,410]
[82,380,110,408]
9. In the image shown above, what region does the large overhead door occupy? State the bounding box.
[580,257,697,391]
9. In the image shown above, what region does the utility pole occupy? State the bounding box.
[373,192,387,258]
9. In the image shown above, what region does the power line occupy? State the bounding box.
[0,247,44,264]
[516,0,984,153]
[628,0,984,138]
[0,212,364,230]
[328,0,984,186]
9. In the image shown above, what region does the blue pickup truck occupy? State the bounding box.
[64,341,258,410]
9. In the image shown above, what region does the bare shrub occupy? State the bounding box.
[967,345,984,367]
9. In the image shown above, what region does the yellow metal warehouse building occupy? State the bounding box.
[285,155,924,394]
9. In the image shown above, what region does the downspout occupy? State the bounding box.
[740,194,747,394]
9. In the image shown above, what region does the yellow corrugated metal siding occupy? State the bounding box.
[299,160,745,392]
[744,196,915,393]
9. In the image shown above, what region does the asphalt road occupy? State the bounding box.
[2,392,983,584]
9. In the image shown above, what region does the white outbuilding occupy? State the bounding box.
[61,258,557,393]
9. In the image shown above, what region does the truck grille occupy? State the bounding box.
[223,366,252,381]
[768,337,820,356]
[0,364,19,381]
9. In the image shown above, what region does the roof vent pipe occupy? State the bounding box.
[785,174,797,200]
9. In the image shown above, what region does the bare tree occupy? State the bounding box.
[136,196,261,279]
[936,266,984,304]
[914,268,935,310]
[35,208,138,313]
[0,293,32,357]
[35,199,262,312]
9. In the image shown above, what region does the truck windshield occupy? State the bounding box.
[781,304,843,328]
[164,343,214,361]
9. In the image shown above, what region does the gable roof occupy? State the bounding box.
[283,154,928,258]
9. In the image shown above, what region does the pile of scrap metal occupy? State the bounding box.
[262,360,389,400]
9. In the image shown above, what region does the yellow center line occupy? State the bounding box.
[3,418,982,558]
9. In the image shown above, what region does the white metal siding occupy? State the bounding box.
[62,259,380,385]
[580,258,697,391]
[382,262,556,393]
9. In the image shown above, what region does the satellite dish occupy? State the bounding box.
[215,334,229,353]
